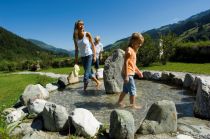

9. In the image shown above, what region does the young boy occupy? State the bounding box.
[117,32,144,109]
[92,36,103,79]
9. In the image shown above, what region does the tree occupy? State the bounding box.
[159,32,177,65]
[137,34,159,66]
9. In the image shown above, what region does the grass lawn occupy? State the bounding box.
[141,62,210,75]
[0,74,56,112]
[41,62,210,75]
[0,74,56,137]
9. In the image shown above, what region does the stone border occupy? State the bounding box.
[141,70,210,119]
[2,70,210,139]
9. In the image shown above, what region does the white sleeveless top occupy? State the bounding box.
[77,32,93,57]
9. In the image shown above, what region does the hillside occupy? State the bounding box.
[0,27,61,62]
[28,39,70,56]
[146,9,210,39]
[104,9,210,50]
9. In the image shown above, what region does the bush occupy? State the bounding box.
[159,32,177,65]
[0,61,17,72]
[171,45,210,63]
[138,34,159,66]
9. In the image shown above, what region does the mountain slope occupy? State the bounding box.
[104,9,210,50]
[146,9,210,39]
[0,27,58,62]
[28,39,70,56]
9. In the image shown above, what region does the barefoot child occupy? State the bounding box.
[117,32,144,109]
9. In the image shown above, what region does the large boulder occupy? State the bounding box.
[10,118,43,136]
[194,78,210,119]
[45,83,58,92]
[190,76,201,93]
[70,108,101,138]
[57,76,69,89]
[137,100,177,135]
[142,71,152,80]
[171,74,184,86]
[176,134,194,139]
[2,108,16,117]
[183,73,195,88]
[151,72,161,81]
[178,117,210,139]
[103,49,125,94]
[6,106,28,124]
[42,102,69,132]
[27,99,47,115]
[20,84,49,105]
[161,72,171,82]
[109,109,135,139]
[22,131,66,139]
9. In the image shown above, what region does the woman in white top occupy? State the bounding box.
[73,20,101,91]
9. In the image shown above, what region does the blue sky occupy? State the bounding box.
[0,0,210,50]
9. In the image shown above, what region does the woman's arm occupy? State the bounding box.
[86,32,96,62]
[74,39,78,64]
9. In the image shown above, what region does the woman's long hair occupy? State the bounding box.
[73,20,83,41]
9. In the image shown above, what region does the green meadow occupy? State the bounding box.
[0,74,56,112]
[41,62,210,75]
[0,74,56,138]
[141,62,210,75]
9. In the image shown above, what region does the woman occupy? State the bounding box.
[73,20,101,91]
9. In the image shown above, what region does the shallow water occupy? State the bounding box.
[48,80,195,130]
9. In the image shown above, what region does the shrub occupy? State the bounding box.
[159,32,177,65]
[138,34,159,66]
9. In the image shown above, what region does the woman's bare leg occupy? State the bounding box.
[92,76,101,89]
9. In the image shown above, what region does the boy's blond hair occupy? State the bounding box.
[129,32,144,47]
[94,36,100,42]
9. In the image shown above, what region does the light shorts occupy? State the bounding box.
[123,75,136,96]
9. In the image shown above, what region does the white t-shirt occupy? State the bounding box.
[95,42,103,58]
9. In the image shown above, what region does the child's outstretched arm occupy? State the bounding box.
[135,65,143,78]
[124,50,130,83]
